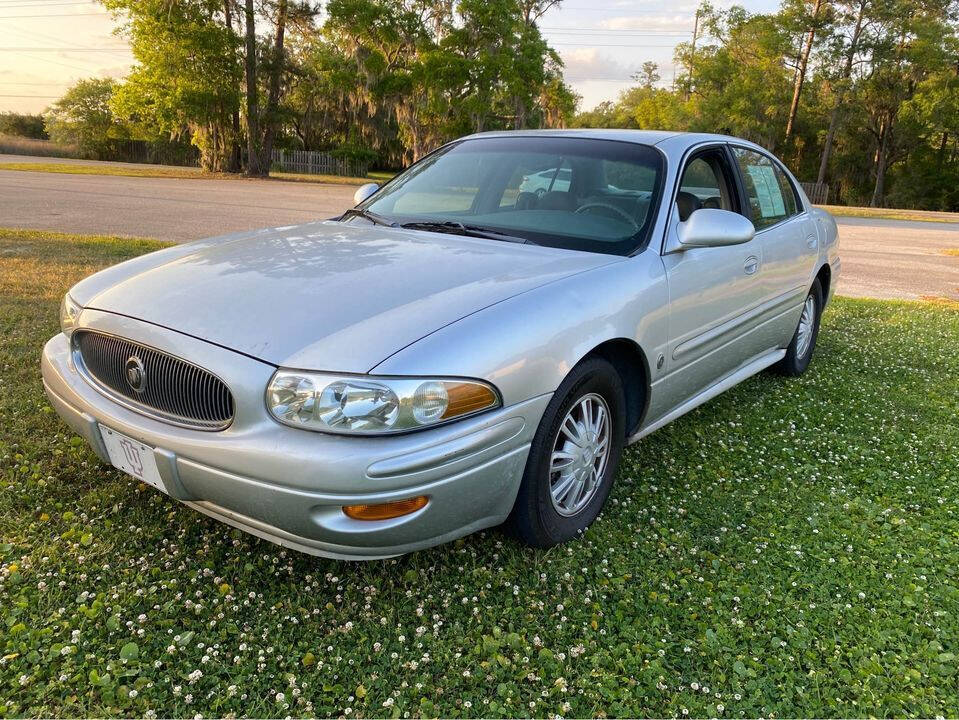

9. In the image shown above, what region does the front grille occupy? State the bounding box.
[74,330,235,430]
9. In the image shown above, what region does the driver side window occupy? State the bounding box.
[677,152,736,221]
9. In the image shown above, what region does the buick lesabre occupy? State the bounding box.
[42,130,840,559]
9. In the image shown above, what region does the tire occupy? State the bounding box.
[775,278,823,376]
[506,357,626,548]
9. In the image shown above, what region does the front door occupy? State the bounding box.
[660,147,767,407]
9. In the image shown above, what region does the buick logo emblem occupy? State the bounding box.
[125,356,146,393]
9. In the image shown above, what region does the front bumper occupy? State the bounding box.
[41,315,550,559]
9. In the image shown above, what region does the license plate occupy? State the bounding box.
[99,425,167,494]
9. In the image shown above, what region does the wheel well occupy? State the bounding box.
[585,339,650,437]
[815,263,831,304]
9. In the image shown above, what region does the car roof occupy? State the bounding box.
[460,129,768,155]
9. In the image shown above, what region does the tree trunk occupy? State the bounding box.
[243,0,263,176]
[257,0,287,173]
[870,116,891,207]
[513,96,526,130]
[816,104,840,185]
[224,0,242,173]
[816,0,865,184]
[785,0,824,143]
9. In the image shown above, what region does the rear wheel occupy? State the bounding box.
[775,278,823,376]
[506,357,626,548]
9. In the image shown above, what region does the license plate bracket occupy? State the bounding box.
[99,424,167,495]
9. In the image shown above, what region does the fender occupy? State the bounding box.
[371,248,669,408]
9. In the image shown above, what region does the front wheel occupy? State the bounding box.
[506,357,626,548]
[775,278,823,376]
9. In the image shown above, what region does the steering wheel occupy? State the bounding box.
[574,202,640,231]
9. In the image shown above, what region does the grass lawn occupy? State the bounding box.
[0,162,393,187]
[2,229,959,718]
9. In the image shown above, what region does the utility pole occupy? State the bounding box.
[685,7,700,101]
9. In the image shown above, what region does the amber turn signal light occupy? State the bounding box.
[442,382,498,419]
[343,495,429,521]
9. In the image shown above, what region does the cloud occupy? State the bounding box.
[599,13,696,31]
[560,47,634,83]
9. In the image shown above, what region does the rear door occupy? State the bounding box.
[730,147,817,345]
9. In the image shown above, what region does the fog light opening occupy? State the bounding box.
[342,495,429,521]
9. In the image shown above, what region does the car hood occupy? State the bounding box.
[78,220,618,371]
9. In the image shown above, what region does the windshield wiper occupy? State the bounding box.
[400,220,529,244]
[340,208,397,227]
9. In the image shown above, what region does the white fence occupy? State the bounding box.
[271,149,368,178]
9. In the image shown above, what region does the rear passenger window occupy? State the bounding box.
[773,164,799,216]
[732,148,798,230]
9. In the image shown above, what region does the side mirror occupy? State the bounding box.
[677,208,755,248]
[353,182,380,205]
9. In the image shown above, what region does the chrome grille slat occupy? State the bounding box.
[74,330,235,431]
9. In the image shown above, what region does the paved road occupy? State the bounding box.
[3,159,958,300]
[0,158,356,241]
[834,216,959,301]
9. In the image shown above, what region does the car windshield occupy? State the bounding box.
[354,136,665,256]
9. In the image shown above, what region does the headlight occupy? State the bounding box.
[59,293,81,338]
[266,370,500,435]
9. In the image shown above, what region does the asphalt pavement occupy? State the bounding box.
[2,156,958,301]
[0,155,356,241]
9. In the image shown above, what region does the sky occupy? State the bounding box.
[0,0,780,116]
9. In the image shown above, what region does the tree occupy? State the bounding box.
[815,0,869,184]
[320,0,574,164]
[243,0,295,176]
[104,0,307,175]
[632,61,661,90]
[0,113,47,139]
[103,0,242,171]
[45,78,128,156]
[782,0,832,144]
[573,0,959,210]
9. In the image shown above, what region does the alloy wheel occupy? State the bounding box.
[796,294,817,359]
[548,393,611,517]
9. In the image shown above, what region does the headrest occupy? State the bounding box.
[676,191,702,221]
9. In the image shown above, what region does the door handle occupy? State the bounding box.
[744,255,760,275]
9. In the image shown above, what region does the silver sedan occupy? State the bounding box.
[41,130,839,559]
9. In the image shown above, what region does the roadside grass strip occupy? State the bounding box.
[0,162,390,187]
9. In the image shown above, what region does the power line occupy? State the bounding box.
[6,19,126,61]
[541,26,692,32]
[0,11,106,17]
[0,47,130,51]
[551,42,684,47]
[13,50,98,72]
[0,2,96,7]
[544,30,691,36]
